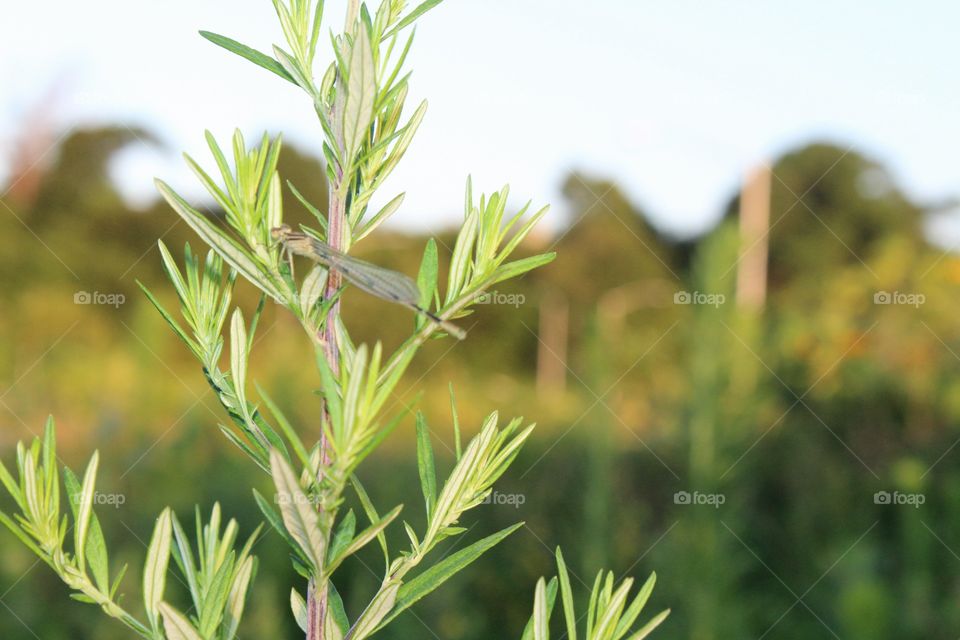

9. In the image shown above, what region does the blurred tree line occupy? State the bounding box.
[1,126,959,639]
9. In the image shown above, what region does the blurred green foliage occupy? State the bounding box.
[1,128,959,638]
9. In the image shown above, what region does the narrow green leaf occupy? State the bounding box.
[522,577,558,640]
[105,565,127,603]
[416,238,439,313]
[219,425,270,473]
[244,412,286,464]
[270,450,326,572]
[343,25,376,162]
[491,252,557,285]
[205,130,239,204]
[556,548,577,640]
[534,578,549,640]
[373,100,427,189]
[230,309,250,415]
[69,593,97,604]
[377,522,523,629]
[171,514,201,613]
[184,154,233,214]
[22,455,39,524]
[349,580,399,640]
[415,412,437,515]
[324,612,345,640]
[198,554,236,636]
[288,180,329,231]
[266,171,283,234]
[155,179,285,301]
[314,351,343,434]
[144,509,174,631]
[445,208,479,303]
[626,610,670,640]
[290,588,308,633]
[586,570,603,638]
[199,31,297,85]
[74,452,99,575]
[159,602,203,640]
[403,521,420,551]
[327,505,402,575]
[498,204,550,264]
[449,384,462,459]
[256,384,311,467]
[385,0,445,38]
[0,458,23,511]
[223,556,256,640]
[41,418,57,514]
[593,578,634,639]
[327,580,350,637]
[0,511,46,561]
[300,264,330,320]
[328,510,357,563]
[137,280,198,357]
[350,477,390,570]
[83,509,110,592]
[614,573,657,639]
[356,192,405,240]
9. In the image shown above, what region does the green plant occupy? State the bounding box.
[0,1,669,638]
[0,420,258,639]
[523,549,669,640]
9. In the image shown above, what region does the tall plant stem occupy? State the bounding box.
[322,184,347,380]
[307,169,347,640]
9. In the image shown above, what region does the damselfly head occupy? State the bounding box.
[271,224,293,241]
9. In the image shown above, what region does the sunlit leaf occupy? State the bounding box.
[626,610,671,640]
[269,450,326,571]
[385,0,445,38]
[73,452,99,576]
[290,588,308,633]
[377,522,523,629]
[415,412,437,515]
[144,509,173,631]
[343,25,376,163]
[200,31,297,85]
[556,548,577,640]
[160,602,203,640]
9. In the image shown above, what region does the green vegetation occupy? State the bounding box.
[3,117,959,637]
[0,1,674,639]
[1,7,959,640]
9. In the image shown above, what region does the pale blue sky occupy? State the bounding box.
[2,0,957,236]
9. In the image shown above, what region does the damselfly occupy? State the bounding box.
[272,225,466,340]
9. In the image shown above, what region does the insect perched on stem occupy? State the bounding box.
[272,224,466,340]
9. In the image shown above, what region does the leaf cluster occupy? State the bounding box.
[524,549,670,640]
[0,420,259,640]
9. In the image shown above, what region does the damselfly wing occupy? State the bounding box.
[272,225,465,339]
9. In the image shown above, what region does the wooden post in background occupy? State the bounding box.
[736,163,772,309]
[536,290,569,397]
